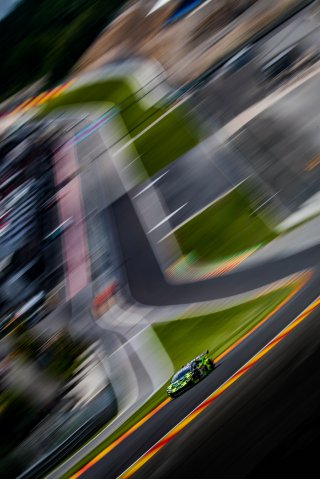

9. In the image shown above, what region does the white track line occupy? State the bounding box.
[159,178,248,242]
[133,171,169,198]
[148,203,188,234]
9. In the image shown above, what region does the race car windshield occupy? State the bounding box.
[172,366,191,382]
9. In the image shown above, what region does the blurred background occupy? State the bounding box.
[0,1,320,478]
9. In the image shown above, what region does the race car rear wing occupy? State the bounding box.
[195,350,209,360]
[181,350,210,368]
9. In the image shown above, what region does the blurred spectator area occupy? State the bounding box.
[73,0,311,83]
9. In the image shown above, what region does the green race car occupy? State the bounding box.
[166,351,215,399]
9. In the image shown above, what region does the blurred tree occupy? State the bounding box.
[0,0,128,100]
[13,329,89,381]
[0,390,38,457]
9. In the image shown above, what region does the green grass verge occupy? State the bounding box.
[41,79,199,176]
[277,210,320,235]
[62,285,294,478]
[175,185,277,262]
[153,286,293,367]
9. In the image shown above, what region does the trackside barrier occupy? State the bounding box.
[92,282,118,317]
[15,386,117,479]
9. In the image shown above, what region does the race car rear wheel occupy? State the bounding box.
[207,359,215,371]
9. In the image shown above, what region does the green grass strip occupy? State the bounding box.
[41,79,199,177]
[175,186,277,263]
[154,287,292,368]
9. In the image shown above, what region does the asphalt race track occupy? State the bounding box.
[131,305,320,479]
[112,194,320,305]
[73,193,320,479]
